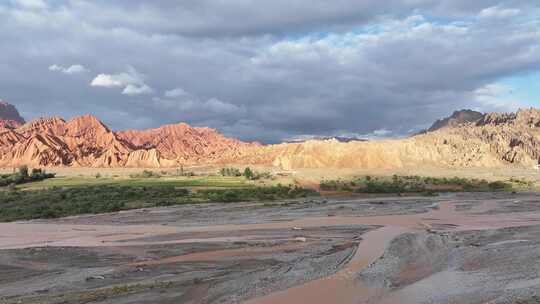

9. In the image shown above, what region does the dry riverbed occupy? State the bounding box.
[1,192,540,303]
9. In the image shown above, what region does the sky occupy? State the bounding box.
[0,0,539,143]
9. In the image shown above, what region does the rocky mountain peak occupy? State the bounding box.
[0,100,25,128]
[65,115,110,133]
[427,109,484,132]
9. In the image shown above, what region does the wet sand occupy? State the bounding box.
[1,192,540,303]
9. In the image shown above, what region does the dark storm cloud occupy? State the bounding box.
[0,0,539,143]
[52,0,540,37]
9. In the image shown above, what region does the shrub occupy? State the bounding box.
[0,167,55,188]
[18,166,29,179]
[319,175,514,194]
[488,181,510,191]
[220,167,242,177]
[129,170,161,178]
[243,167,254,180]
[142,170,158,178]
[253,171,272,180]
[320,180,340,191]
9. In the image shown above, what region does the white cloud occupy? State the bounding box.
[341,129,394,140]
[285,128,394,142]
[372,129,392,136]
[90,67,153,95]
[154,95,246,119]
[164,87,189,98]
[64,65,88,74]
[473,83,522,110]
[91,74,129,87]
[475,84,511,96]
[49,64,88,74]
[122,84,153,96]
[479,6,521,19]
[48,64,62,72]
[252,16,471,68]
[203,98,243,115]
[13,0,47,10]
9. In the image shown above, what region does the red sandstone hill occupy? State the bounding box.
[0,104,259,167]
[0,102,539,170]
[118,123,260,163]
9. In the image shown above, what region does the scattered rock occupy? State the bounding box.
[85,275,105,281]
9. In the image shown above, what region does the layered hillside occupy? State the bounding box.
[0,102,539,169]
[0,115,134,167]
[118,123,260,164]
[0,109,258,167]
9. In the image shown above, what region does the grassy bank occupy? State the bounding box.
[320,175,515,195]
[16,175,249,190]
[0,170,528,222]
[0,182,318,222]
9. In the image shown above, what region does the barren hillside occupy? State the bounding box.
[241,109,540,170]
[0,102,539,170]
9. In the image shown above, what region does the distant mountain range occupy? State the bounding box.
[285,136,369,143]
[1,102,539,169]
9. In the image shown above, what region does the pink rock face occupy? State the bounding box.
[0,104,259,167]
[0,119,23,129]
[117,123,260,162]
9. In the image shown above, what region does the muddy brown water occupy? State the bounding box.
[1,194,540,303]
[248,198,540,304]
